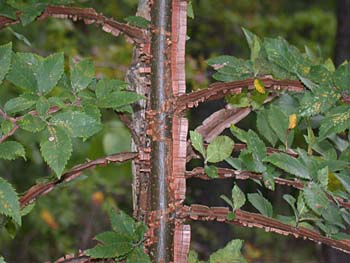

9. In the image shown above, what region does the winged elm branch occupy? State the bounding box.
[186,167,350,209]
[179,205,350,253]
[0,6,148,44]
[20,152,138,208]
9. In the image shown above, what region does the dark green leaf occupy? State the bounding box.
[4,94,37,115]
[18,115,46,133]
[0,42,12,84]
[303,183,330,216]
[318,106,350,140]
[36,96,49,117]
[334,62,350,91]
[50,111,102,139]
[209,239,247,263]
[1,120,14,135]
[70,58,95,93]
[204,165,218,178]
[283,194,298,220]
[0,177,21,226]
[125,16,150,29]
[0,2,17,19]
[40,126,72,177]
[109,210,135,236]
[265,152,311,179]
[0,141,25,160]
[126,247,151,263]
[256,110,278,146]
[247,193,273,217]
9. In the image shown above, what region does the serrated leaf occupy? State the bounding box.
[266,105,294,146]
[1,120,14,135]
[133,222,148,242]
[242,27,261,62]
[40,126,72,177]
[0,42,12,84]
[256,110,278,146]
[232,185,245,210]
[0,141,25,160]
[209,239,247,263]
[109,210,135,236]
[15,2,47,26]
[206,135,234,163]
[4,94,37,115]
[265,152,311,179]
[18,114,46,133]
[334,62,350,91]
[317,166,329,189]
[204,165,218,178]
[321,205,345,229]
[36,52,64,94]
[283,194,298,220]
[297,192,309,216]
[318,106,350,140]
[303,183,330,216]
[85,235,132,259]
[36,96,49,117]
[70,58,94,93]
[125,16,150,29]
[248,193,273,217]
[0,2,17,19]
[6,53,37,91]
[97,91,143,109]
[126,247,151,263]
[239,149,266,173]
[50,111,102,139]
[262,166,277,191]
[0,177,21,226]
[189,130,206,158]
[246,129,266,161]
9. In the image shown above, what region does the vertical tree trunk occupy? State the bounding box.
[334,0,350,66]
[148,1,174,262]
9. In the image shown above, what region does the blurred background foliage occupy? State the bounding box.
[0,0,348,262]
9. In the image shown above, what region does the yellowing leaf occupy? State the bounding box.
[40,209,58,229]
[288,114,297,129]
[254,78,265,94]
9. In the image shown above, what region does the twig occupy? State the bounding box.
[179,205,350,253]
[175,77,304,112]
[185,167,350,209]
[0,5,147,44]
[20,152,138,208]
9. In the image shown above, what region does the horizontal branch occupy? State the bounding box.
[20,152,138,208]
[185,167,350,209]
[179,205,350,253]
[46,253,117,263]
[175,77,304,112]
[0,5,147,44]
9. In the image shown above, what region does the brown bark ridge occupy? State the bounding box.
[180,205,350,253]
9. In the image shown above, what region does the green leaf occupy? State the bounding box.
[126,247,151,263]
[246,130,266,161]
[16,3,47,26]
[220,195,234,210]
[242,27,261,63]
[97,91,143,109]
[36,96,49,117]
[0,42,12,84]
[85,233,133,258]
[6,53,37,91]
[334,62,350,91]
[266,105,294,146]
[4,94,37,115]
[50,111,102,139]
[125,16,150,29]
[109,210,135,236]
[265,152,311,179]
[70,58,95,93]
[303,183,330,216]
[230,125,247,143]
[18,115,46,133]
[256,110,278,146]
[187,1,194,19]
[20,203,35,217]
[248,193,273,217]
[232,185,245,210]
[0,2,17,19]
[133,222,148,242]
[1,120,14,135]
[297,192,309,216]
[209,239,247,263]
[6,28,31,47]
[189,130,206,158]
[239,149,266,173]
[40,126,72,177]
[317,166,329,189]
[0,141,25,160]
[36,52,64,94]
[0,255,6,263]
[225,89,250,108]
[204,165,218,178]
[318,106,350,140]
[262,166,277,191]
[206,135,234,163]
[283,194,298,220]
[0,177,21,226]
